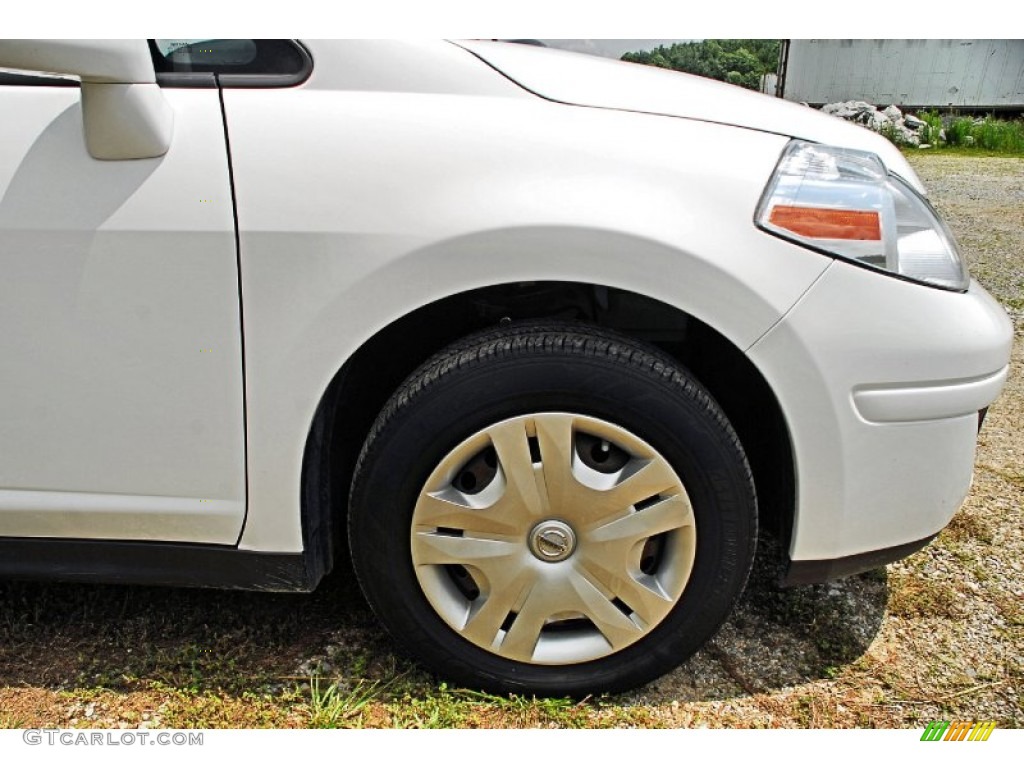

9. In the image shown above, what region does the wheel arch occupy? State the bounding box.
[300,281,796,584]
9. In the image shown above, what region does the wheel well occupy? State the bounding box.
[301,281,794,579]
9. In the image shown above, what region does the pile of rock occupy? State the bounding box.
[820,101,938,146]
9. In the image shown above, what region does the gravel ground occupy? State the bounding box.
[1,153,1021,729]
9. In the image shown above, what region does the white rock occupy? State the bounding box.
[822,100,877,120]
[869,113,891,131]
[901,128,921,146]
[821,101,921,146]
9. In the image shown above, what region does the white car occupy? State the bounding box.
[0,39,1012,695]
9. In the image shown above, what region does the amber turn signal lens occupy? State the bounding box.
[769,205,881,241]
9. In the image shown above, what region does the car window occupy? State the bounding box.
[152,39,260,71]
[149,39,311,86]
[0,40,310,88]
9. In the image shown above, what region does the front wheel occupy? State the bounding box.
[348,323,757,696]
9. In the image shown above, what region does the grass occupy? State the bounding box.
[153,687,300,728]
[0,714,24,729]
[308,678,380,728]
[373,686,653,729]
[886,571,966,620]
[942,508,995,545]
[907,112,1024,156]
[304,679,660,728]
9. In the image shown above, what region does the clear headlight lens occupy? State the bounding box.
[756,141,968,291]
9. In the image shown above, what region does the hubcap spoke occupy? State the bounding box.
[534,413,578,512]
[487,419,547,518]
[576,554,674,626]
[461,568,537,648]
[568,568,645,648]
[412,531,518,568]
[415,492,520,537]
[498,579,552,659]
[597,458,682,517]
[588,494,694,545]
[496,569,648,660]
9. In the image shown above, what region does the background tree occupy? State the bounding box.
[622,40,780,91]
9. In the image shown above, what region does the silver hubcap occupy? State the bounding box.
[411,413,697,665]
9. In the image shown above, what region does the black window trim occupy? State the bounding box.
[0,40,313,89]
[0,72,78,87]
[154,39,314,89]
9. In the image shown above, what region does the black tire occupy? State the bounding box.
[348,322,756,696]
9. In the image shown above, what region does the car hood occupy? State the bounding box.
[455,40,924,192]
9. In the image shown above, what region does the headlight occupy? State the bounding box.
[756,141,968,291]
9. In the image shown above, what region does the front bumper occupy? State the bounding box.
[781,533,939,586]
[749,261,1012,574]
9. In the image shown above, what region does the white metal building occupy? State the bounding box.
[777,40,1024,111]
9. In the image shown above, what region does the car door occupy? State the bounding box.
[0,42,245,543]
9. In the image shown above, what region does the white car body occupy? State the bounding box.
[0,39,1012,690]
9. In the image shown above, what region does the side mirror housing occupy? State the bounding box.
[0,39,172,160]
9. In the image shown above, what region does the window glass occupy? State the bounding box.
[149,39,308,78]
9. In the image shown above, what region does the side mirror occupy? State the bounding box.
[0,39,173,161]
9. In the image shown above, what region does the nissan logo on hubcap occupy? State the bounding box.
[529,520,577,562]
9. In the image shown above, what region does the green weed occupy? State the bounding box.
[308,678,380,728]
[907,113,1024,155]
[0,713,25,728]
